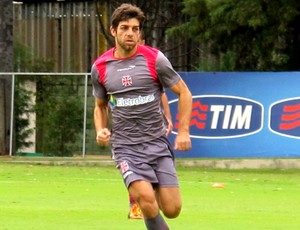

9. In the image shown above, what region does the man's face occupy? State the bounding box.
[111,18,141,52]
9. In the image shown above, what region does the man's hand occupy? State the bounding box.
[165,118,173,136]
[96,128,111,146]
[174,132,191,151]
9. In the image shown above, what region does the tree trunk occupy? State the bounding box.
[0,0,13,155]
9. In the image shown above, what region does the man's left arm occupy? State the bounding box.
[169,80,192,151]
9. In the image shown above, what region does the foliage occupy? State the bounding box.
[167,0,300,71]
[13,41,84,156]
[14,40,54,72]
[13,40,54,152]
[35,76,84,156]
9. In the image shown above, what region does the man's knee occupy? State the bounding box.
[156,187,182,218]
[161,202,182,218]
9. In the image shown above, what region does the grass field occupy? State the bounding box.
[1,159,300,230]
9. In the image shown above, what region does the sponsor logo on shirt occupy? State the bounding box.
[117,65,136,72]
[109,94,116,107]
[115,94,155,107]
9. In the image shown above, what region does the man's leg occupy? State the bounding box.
[129,180,169,230]
[153,155,182,218]
[155,186,182,218]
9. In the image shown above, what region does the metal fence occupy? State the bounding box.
[0,72,110,158]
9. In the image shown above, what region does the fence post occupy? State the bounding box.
[82,73,88,158]
[9,74,15,157]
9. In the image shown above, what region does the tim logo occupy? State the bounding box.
[170,95,263,139]
[269,97,300,139]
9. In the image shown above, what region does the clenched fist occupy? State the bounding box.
[96,128,111,146]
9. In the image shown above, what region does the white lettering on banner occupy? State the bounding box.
[169,95,263,139]
[231,105,252,129]
[210,105,252,129]
[116,94,155,107]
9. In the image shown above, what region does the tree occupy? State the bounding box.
[14,40,84,156]
[34,75,84,156]
[167,0,300,71]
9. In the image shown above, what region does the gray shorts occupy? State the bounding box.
[111,136,179,188]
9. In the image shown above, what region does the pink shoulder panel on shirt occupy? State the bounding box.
[137,45,159,81]
[94,46,159,84]
[94,48,114,85]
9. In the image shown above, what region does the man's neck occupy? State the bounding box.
[114,46,138,59]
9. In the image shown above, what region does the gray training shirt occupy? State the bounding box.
[91,45,181,145]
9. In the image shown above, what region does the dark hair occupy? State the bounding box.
[111,3,145,29]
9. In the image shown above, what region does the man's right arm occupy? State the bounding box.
[94,97,111,146]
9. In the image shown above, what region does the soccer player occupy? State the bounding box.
[91,3,192,230]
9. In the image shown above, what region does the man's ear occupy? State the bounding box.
[110,26,116,37]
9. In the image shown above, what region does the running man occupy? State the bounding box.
[91,3,192,230]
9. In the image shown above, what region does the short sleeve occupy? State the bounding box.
[91,64,107,99]
[156,51,181,88]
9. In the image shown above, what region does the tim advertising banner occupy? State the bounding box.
[166,72,300,158]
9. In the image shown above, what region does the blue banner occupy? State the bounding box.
[166,72,300,158]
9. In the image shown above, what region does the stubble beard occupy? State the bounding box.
[117,38,136,53]
[120,43,135,53]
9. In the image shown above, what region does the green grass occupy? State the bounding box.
[0,161,300,229]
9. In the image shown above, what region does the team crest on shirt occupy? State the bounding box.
[122,75,132,86]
